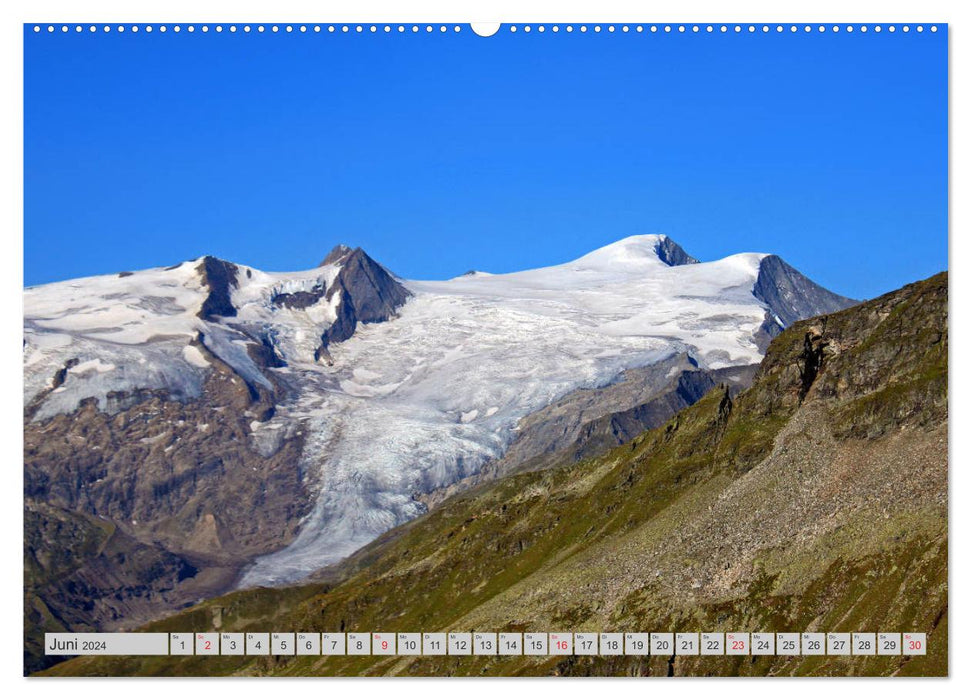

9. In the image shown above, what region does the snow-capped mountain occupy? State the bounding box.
[23,235,855,587]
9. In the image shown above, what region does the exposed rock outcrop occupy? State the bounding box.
[197,256,240,321]
[271,285,326,310]
[315,247,411,360]
[754,254,857,328]
[319,243,354,267]
[655,235,699,266]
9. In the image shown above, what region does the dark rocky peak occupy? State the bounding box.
[753,255,857,329]
[316,248,411,361]
[655,235,699,266]
[196,256,240,321]
[320,244,354,267]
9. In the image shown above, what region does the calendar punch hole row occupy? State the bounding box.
[46,631,928,657]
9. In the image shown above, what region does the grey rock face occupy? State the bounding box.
[272,285,326,310]
[197,256,240,321]
[316,248,411,359]
[655,236,699,266]
[571,363,756,462]
[319,244,354,267]
[754,255,857,328]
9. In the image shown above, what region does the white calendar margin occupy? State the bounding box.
[2,0,965,699]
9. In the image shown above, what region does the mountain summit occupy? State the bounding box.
[569,234,697,269]
[319,243,353,267]
[315,246,411,360]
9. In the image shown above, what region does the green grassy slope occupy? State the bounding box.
[40,272,948,677]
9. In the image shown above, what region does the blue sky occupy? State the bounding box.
[25,24,946,299]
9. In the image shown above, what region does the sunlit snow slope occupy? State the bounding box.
[22,235,853,587]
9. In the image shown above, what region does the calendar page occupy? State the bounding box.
[21,6,948,683]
